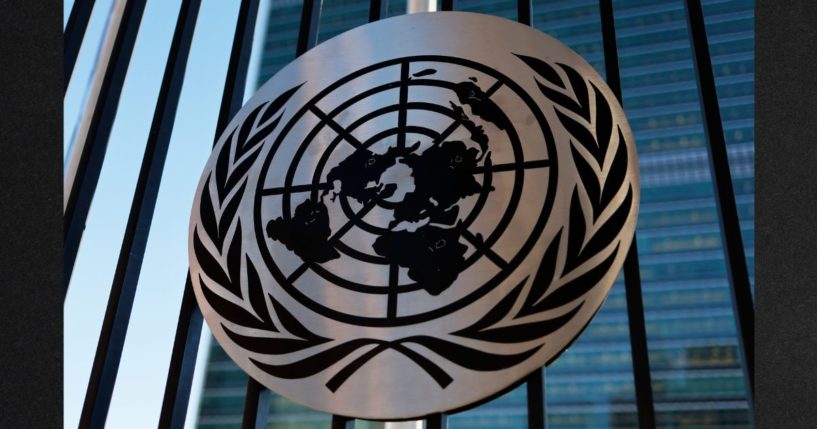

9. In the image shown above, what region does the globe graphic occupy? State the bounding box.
[253,55,558,326]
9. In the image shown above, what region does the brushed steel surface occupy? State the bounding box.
[189,11,639,420]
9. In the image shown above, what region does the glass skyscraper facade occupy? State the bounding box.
[195,1,754,428]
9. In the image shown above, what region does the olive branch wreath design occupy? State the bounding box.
[194,55,634,393]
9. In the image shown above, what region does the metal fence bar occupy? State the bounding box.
[516,3,545,428]
[517,0,531,25]
[78,1,201,427]
[64,0,97,91]
[369,0,389,22]
[297,0,322,57]
[526,370,546,429]
[331,415,356,429]
[598,1,657,427]
[64,0,147,296]
[242,379,272,429]
[158,279,203,429]
[683,0,755,409]
[426,413,448,429]
[156,1,263,428]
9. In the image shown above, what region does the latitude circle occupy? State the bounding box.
[252,54,559,327]
[274,71,529,298]
[275,79,525,295]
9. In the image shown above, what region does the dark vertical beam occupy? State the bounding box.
[296,0,322,57]
[621,244,657,429]
[78,1,202,427]
[426,413,448,429]
[517,0,531,26]
[683,0,754,408]
[440,0,454,11]
[64,0,147,296]
[159,1,263,427]
[64,0,97,91]
[598,1,657,428]
[517,5,545,428]
[526,369,546,429]
[242,379,272,429]
[369,0,388,22]
[331,415,356,429]
[157,281,203,429]
[215,0,262,136]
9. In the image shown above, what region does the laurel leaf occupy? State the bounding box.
[514,54,564,88]
[223,326,317,355]
[452,278,526,338]
[535,244,620,312]
[592,83,613,165]
[223,154,259,197]
[580,186,633,265]
[194,228,231,289]
[217,181,246,244]
[236,102,267,156]
[199,176,220,247]
[459,303,583,343]
[556,109,597,161]
[269,295,329,342]
[571,143,600,216]
[600,127,628,213]
[251,339,380,379]
[564,187,586,275]
[518,228,563,317]
[226,221,242,288]
[244,113,282,151]
[326,342,453,392]
[215,128,235,201]
[535,81,584,117]
[406,336,542,371]
[246,257,273,325]
[199,275,273,330]
[260,83,302,125]
[558,63,590,121]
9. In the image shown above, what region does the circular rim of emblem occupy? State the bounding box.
[189,11,640,420]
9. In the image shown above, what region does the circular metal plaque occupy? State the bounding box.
[189,11,639,420]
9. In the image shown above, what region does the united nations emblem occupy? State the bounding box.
[189,12,639,419]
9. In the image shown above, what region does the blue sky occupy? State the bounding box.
[63,0,272,427]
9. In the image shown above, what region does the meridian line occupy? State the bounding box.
[461,229,508,269]
[396,62,410,148]
[387,263,399,319]
[309,105,364,149]
[485,80,504,97]
[432,119,462,146]
[288,199,378,284]
[471,159,550,174]
[261,182,331,196]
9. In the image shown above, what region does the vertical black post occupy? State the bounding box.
[242,379,272,429]
[517,0,531,25]
[516,4,546,429]
[331,415,356,429]
[683,0,754,409]
[526,370,546,429]
[64,0,147,296]
[598,1,657,428]
[215,0,262,136]
[64,0,96,90]
[440,0,454,11]
[369,0,388,22]
[297,0,322,57]
[78,1,201,427]
[158,1,263,428]
[158,280,203,429]
[426,413,448,429]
